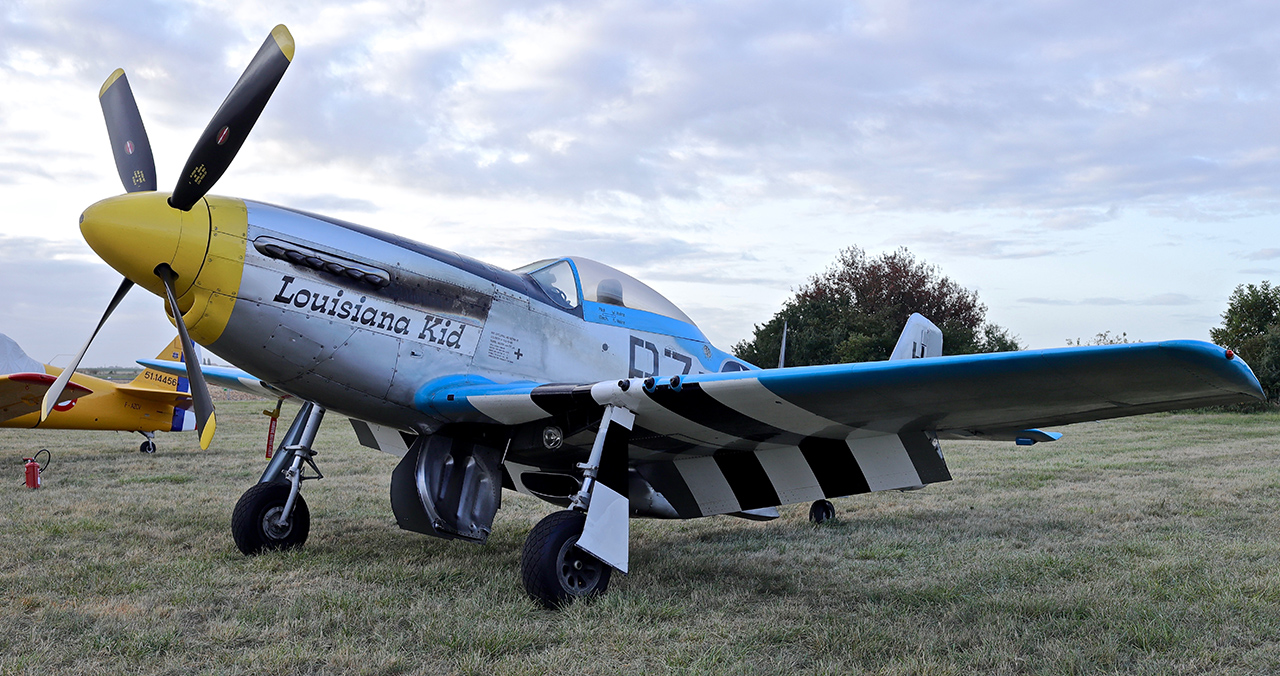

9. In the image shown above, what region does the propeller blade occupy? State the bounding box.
[99,69,157,193]
[156,264,217,449]
[40,278,134,420]
[169,24,294,211]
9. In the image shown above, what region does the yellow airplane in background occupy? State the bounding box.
[0,334,196,452]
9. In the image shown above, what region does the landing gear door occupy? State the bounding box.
[389,432,504,544]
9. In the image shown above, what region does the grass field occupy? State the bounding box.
[3,402,1279,675]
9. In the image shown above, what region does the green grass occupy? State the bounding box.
[3,404,1280,674]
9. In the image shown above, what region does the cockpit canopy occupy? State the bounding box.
[515,257,696,327]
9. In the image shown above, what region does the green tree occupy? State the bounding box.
[733,246,1020,367]
[1210,281,1280,401]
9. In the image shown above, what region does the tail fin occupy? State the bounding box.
[128,336,192,393]
[889,313,943,360]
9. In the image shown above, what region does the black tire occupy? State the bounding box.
[521,510,611,608]
[139,440,156,454]
[231,482,310,555]
[809,499,836,524]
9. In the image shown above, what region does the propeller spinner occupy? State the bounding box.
[42,25,295,450]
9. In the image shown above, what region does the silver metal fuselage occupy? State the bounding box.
[210,202,739,435]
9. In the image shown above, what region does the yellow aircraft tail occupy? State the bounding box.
[128,336,191,393]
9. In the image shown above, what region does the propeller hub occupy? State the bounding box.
[80,191,210,300]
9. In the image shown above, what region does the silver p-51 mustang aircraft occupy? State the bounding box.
[48,25,1264,606]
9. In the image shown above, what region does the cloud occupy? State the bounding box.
[0,235,180,368]
[11,0,1280,214]
[0,235,92,261]
[1,0,1276,356]
[1019,293,1195,307]
[284,194,379,213]
[905,228,1058,259]
[640,269,784,287]
[1245,248,1280,260]
[0,161,53,183]
[1019,297,1074,306]
[1141,293,1195,306]
[469,222,788,285]
[1035,206,1122,231]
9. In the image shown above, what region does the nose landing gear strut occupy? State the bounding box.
[231,401,325,554]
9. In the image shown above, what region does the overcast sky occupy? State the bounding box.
[2,0,1278,367]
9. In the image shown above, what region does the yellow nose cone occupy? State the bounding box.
[80,192,210,299]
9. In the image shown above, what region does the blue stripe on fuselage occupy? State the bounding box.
[582,301,706,341]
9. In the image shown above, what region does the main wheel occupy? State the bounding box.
[139,439,156,454]
[809,499,836,524]
[521,510,611,608]
[231,482,310,555]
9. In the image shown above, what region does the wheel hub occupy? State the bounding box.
[262,506,293,540]
[557,537,603,593]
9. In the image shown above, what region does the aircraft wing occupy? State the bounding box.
[0,373,93,424]
[414,340,1262,519]
[136,359,287,399]
[424,340,1262,442]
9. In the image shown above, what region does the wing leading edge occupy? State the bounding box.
[424,340,1262,442]
[741,339,1263,440]
[0,374,93,424]
[417,341,1262,518]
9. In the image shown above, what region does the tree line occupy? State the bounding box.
[732,246,1020,367]
[1211,281,1280,402]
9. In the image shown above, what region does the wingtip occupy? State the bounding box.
[99,68,126,98]
[271,24,295,62]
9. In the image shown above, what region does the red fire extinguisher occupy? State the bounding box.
[23,449,50,489]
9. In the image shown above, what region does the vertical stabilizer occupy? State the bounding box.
[889,313,943,360]
[128,336,192,393]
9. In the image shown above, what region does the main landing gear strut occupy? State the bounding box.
[231,401,325,554]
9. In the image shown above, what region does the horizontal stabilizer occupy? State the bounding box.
[1015,429,1063,445]
[112,385,192,404]
[137,359,285,399]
